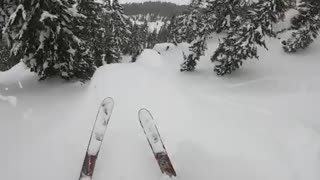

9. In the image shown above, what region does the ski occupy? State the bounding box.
[79,97,114,180]
[138,108,177,178]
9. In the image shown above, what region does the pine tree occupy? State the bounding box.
[212,0,289,75]
[0,1,18,42]
[121,16,134,54]
[167,15,178,45]
[180,0,255,72]
[180,34,207,72]
[141,20,149,48]
[175,0,204,44]
[101,0,131,64]
[0,45,20,71]
[179,0,289,74]
[5,0,95,81]
[158,23,169,43]
[0,2,5,40]
[77,0,104,66]
[180,0,210,71]
[127,23,144,62]
[204,0,247,33]
[0,1,20,70]
[147,29,157,48]
[111,0,131,60]
[282,0,320,53]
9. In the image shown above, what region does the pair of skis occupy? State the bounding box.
[79,97,176,180]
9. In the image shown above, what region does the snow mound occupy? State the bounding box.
[0,93,17,107]
[136,49,164,68]
[0,62,36,86]
[153,43,176,54]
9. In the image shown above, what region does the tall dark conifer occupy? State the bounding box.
[128,23,144,62]
[77,0,104,66]
[102,0,131,64]
[167,15,178,45]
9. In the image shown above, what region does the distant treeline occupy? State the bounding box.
[123,2,188,17]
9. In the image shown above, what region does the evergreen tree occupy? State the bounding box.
[180,0,210,71]
[0,45,10,71]
[147,29,158,48]
[204,0,247,33]
[212,0,289,75]
[141,20,149,48]
[0,1,18,42]
[5,0,95,81]
[77,0,104,66]
[111,0,131,60]
[121,16,134,54]
[167,15,178,45]
[102,0,131,64]
[180,34,207,71]
[0,45,20,71]
[0,1,20,70]
[0,2,5,40]
[175,0,204,44]
[180,0,255,72]
[158,23,169,43]
[100,0,116,64]
[282,0,320,53]
[180,0,289,74]
[127,23,144,62]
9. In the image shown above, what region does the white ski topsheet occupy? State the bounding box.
[139,108,165,154]
[87,97,114,155]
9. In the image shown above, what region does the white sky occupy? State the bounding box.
[119,0,191,5]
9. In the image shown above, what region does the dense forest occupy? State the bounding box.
[123,2,188,17]
[1,0,319,78]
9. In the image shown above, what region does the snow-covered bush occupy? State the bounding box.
[282,0,320,53]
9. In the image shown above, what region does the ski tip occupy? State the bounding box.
[138,108,152,117]
[100,97,114,115]
[138,108,149,114]
[101,97,114,106]
[102,97,114,102]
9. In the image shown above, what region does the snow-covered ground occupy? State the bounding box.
[1,33,320,180]
[133,18,165,33]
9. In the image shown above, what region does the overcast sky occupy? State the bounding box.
[119,0,191,5]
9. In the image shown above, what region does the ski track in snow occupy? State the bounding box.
[1,37,320,179]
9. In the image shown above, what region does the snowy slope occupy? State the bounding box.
[132,18,165,33]
[1,35,320,180]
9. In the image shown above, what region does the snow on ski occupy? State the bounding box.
[79,97,114,180]
[138,108,177,178]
